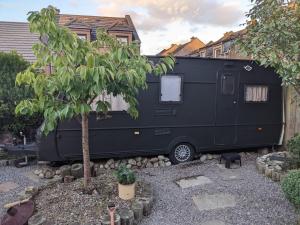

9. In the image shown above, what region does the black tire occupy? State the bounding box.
[169,143,195,164]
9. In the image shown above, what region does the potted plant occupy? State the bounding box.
[114,165,136,200]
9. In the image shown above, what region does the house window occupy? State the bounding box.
[160,75,182,102]
[77,34,87,40]
[199,51,206,57]
[221,74,235,95]
[214,47,222,58]
[116,36,128,44]
[245,85,268,102]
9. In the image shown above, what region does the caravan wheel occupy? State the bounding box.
[169,143,195,164]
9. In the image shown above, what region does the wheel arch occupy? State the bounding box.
[167,136,198,154]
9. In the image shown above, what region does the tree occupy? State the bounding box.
[238,0,300,93]
[0,51,41,139]
[15,6,175,189]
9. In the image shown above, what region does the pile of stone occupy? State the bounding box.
[96,155,171,171]
[33,155,173,183]
[256,151,289,182]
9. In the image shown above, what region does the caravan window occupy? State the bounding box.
[245,85,268,102]
[160,75,182,102]
[221,74,235,95]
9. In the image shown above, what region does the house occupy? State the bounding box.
[189,29,250,60]
[157,37,205,56]
[0,14,140,63]
[0,22,40,63]
[157,44,180,56]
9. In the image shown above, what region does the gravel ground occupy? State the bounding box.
[0,155,298,225]
[0,164,42,217]
[138,155,299,225]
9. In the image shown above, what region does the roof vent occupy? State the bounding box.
[244,65,253,71]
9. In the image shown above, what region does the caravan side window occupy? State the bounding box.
[245,85,268,102]
[160,75,182,102]
[221,74,235,95]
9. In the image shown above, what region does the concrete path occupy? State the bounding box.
[138,157,299,225]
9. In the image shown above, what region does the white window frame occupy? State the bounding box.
[160,75,183,103]
[244,85,269,103]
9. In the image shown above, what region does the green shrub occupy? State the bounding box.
[114,165,136,185]
[0,51,41,139]
[281,170,300,207]
[287,134,300,167]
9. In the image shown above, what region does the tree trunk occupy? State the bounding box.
[82,113,91,189]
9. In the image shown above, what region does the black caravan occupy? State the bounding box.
[38,57,283,164]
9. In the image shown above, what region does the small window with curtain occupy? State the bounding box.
[160,75,182,103]
[245,85,268,102]
[221,74,235,95]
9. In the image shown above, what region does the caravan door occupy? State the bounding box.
[215,70,239,146]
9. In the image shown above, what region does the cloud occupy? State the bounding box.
[96,0,244,32]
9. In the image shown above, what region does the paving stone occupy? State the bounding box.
[176,175,212,189]
[201,220,225,225]
[193,193,236,211]
[0,181,18,193]
[23,171,40,183]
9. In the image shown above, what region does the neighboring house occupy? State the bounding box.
[0,14,140,62]
[189,29,250,60]
[0,22,39,63]
[57,14,140,46]
[157,44,180,56]
[157,37,205,56]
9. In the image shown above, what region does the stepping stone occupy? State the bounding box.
[175,175,212,189]
[193,193,236,211]
[22,171,40,183]
[201,220,225,225]
[0,182,18,193]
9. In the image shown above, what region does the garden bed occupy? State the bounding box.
[32,171,148,225]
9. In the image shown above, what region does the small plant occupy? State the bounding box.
[287,134,300,168]
[114,165,136,185]
[281,170,300,208]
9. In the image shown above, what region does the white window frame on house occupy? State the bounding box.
[77,34,87,40]
[116,36,129,44]
[214,47,222,58]
[199,51,206,57]
[244,85,269,103]
[160,75,183,103]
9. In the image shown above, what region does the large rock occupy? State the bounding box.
[59,165,71,177]
[150,157,159,163]
[128,159,137,166]
[71,163,84,178]
[106,159,115,166]
[43,168,54,179]
[28,213,48,225]
[200,155,207,162]
[258,148,269,155]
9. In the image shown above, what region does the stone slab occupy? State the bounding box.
[201,220,225,225]
[22,171,40,183]
[175,175,212,189]
[193,193,236,211]
[0,181,18,193]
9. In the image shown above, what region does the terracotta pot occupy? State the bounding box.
[118,182,135,200]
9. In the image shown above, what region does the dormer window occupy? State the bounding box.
[116,36,128,44]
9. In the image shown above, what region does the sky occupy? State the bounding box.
[0,0,253,55]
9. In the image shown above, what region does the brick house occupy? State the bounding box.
[189,29,250,60]
[157,37,205,56]
[0,14,140,63]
